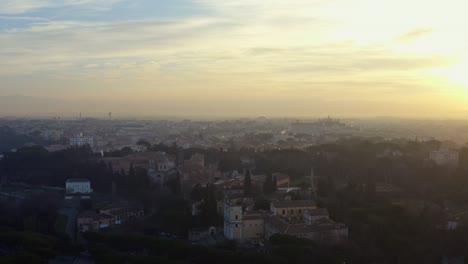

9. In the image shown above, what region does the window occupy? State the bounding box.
[235,215,238,220]
[282,210,285,215]
[299,209,302,213]
[235,224,238,228]
[291,209,294,214]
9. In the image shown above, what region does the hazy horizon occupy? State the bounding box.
[1,0,468,118]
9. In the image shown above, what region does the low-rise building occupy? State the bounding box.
[99,207,144,225]
[66,179,92,195]
[148,152,176,186]
[77,211,115,232]
[430,149,459,166]
[70,133,94,148]
[273,173,290,187]
[270,200,317,220]
[265,207,348,244]
[223,199,347,245]
[223,199,266,242]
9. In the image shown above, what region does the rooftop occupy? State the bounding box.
[78,211,114,221]
[273,173,290,181]
[266,215,347,235]
[272,200,316,209]
[305,208,329,217]
[66,179,90,183]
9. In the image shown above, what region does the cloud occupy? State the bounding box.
[0,0,122,14]
[397,28,433,41]
[1,0,468,118]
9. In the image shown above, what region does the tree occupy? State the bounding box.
[263,173,273,195]
[129,163,135,177]
[263,172,276,195]
[317,176,334,197]
[254,198,270,210]
[199,185,219,227]
[364,175,376,199]
[165,175,181,196]
[244,169,252,196]
[190,184,204,201]
[137,139,151,150]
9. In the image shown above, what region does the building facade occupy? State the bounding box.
[66,179,92,194]
[223,198,266,242]
[77,211,115,232]
[100,207,144,225]
[270,200,317,220]
[70,133,94,148]
[265,207,348,244]
[430,149,459,166]
[148,152,176,186]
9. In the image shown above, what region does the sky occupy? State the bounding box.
[1,0,468,118]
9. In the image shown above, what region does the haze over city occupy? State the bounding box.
[1,0,468,118]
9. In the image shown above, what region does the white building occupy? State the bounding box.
[66,179,92,194]
[430,149,459,166]
[70,133,94,148]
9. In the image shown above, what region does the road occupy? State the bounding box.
[59,198,80,241]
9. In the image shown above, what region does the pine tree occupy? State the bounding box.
[244,169,252,196]
[271,175,277,192]
[264,173,275,195]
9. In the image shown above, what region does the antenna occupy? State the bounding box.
[80,112,82,119]
[109,112,112,120]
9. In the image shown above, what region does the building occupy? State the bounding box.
[187,153,205,167]
[70,133,94,148]
[223,199,265,242]
[223,200,243,241]
[430,149,459,166]
[189,226,218,243]
[148,152,176,186]
[77,211,115,232]
[270,200,317,220]
[265,208,348,244]
[273,173,290,187]
[223,198,346,244]
[66,179,92,195]
[99,207,144,225]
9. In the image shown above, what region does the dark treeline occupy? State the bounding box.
[82,231,346,264]
[0,145,152,200]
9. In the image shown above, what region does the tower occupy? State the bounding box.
[108,112,112,120]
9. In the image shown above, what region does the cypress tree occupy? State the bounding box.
[244,169,252,196]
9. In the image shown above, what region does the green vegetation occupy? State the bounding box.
[55,214,68,234]
[0,227,74,263]
[83,232,284,264]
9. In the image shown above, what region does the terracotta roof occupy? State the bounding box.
[273,173,290,181]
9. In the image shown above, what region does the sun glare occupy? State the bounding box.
[443,58,468,87]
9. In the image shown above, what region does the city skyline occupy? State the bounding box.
[1,0,468,118]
